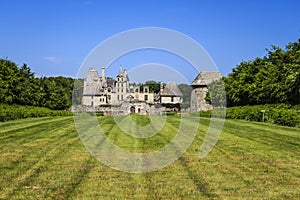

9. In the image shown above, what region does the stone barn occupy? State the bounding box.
[190,72,222,112]
[159,82,183,104]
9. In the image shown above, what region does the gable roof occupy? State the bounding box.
[160,82,183,97]
[191,72,222,86]
[86,67,100,83]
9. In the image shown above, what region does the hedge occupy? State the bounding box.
[0,104,72,122]
[191,104,300,127]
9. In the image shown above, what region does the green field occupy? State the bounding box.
[0,115,299,199]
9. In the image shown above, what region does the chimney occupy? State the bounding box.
[160,81,163,93]
[101,67,105,81]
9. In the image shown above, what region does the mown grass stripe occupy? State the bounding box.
[223,120,300,157]
[0,115,299,199]
[125,116,218,198]
[0,116,72,132]
[0,117,56,130]
[0,117,72,139]
[164,116,274,198]
[1,120,77,199]
[198,119,300,197]
[56,156,96,200]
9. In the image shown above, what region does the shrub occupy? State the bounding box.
[0,104,72,122]
[194,104,300,127]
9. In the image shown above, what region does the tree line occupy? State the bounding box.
[224,38,300,106]
[1,38,299,110]
[0,59,73,110]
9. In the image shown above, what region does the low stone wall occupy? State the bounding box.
[72,103,166,116]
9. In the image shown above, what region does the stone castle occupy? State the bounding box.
[81,66,222,115]
[82,66,184,115]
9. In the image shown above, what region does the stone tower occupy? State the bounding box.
[115,66,129,101]
[190,72,222,112]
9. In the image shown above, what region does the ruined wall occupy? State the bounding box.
[190,87,213,112]
[190,72,222,112]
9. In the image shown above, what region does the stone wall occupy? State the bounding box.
[190,72,222,112]
[190,87,213,112]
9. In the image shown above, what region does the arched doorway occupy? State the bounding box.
[130,106,135,113]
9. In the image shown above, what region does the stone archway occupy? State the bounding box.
[130,106,135,113]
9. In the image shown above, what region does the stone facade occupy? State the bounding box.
[81,67,221,114]
[82,67,182,115]
[190,72,222,112]
[82,67,156,107]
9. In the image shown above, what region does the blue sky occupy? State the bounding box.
[1,0,300,83]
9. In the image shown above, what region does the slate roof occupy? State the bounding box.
[83,68,101,95]
[160,82,183,97]
[86,68,100,83]
[191,72,222,86]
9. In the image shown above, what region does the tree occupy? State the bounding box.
[145,80,161,93]
[0,58,74,110]
[224,38,300,106]
[0,59,19,104]
[205,78,227,108]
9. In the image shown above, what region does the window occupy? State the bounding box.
[117,95,119,100]
[121,95,123,100]
[144,88,148,93]
[171,97,174,102]
[135,88,139,93]
[144,95,148,101]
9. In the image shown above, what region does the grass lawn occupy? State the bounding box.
[0,115,299,199]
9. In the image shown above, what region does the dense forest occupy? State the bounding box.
[224,39,300,106]
[0,59,73,110]
[1,38,299,111]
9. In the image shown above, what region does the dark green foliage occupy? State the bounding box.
[190,110,211,118]
[224,39,300,106]
[205,79,227,108]
[161,103,181,110]
[38,76,74,110]
[0,104,72,121]
[145,80,161,93]
[0,58,74,110]
[95,112,104,116]
[197,104,300,127]
[0,59,19,104]
[72,79,84,105]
